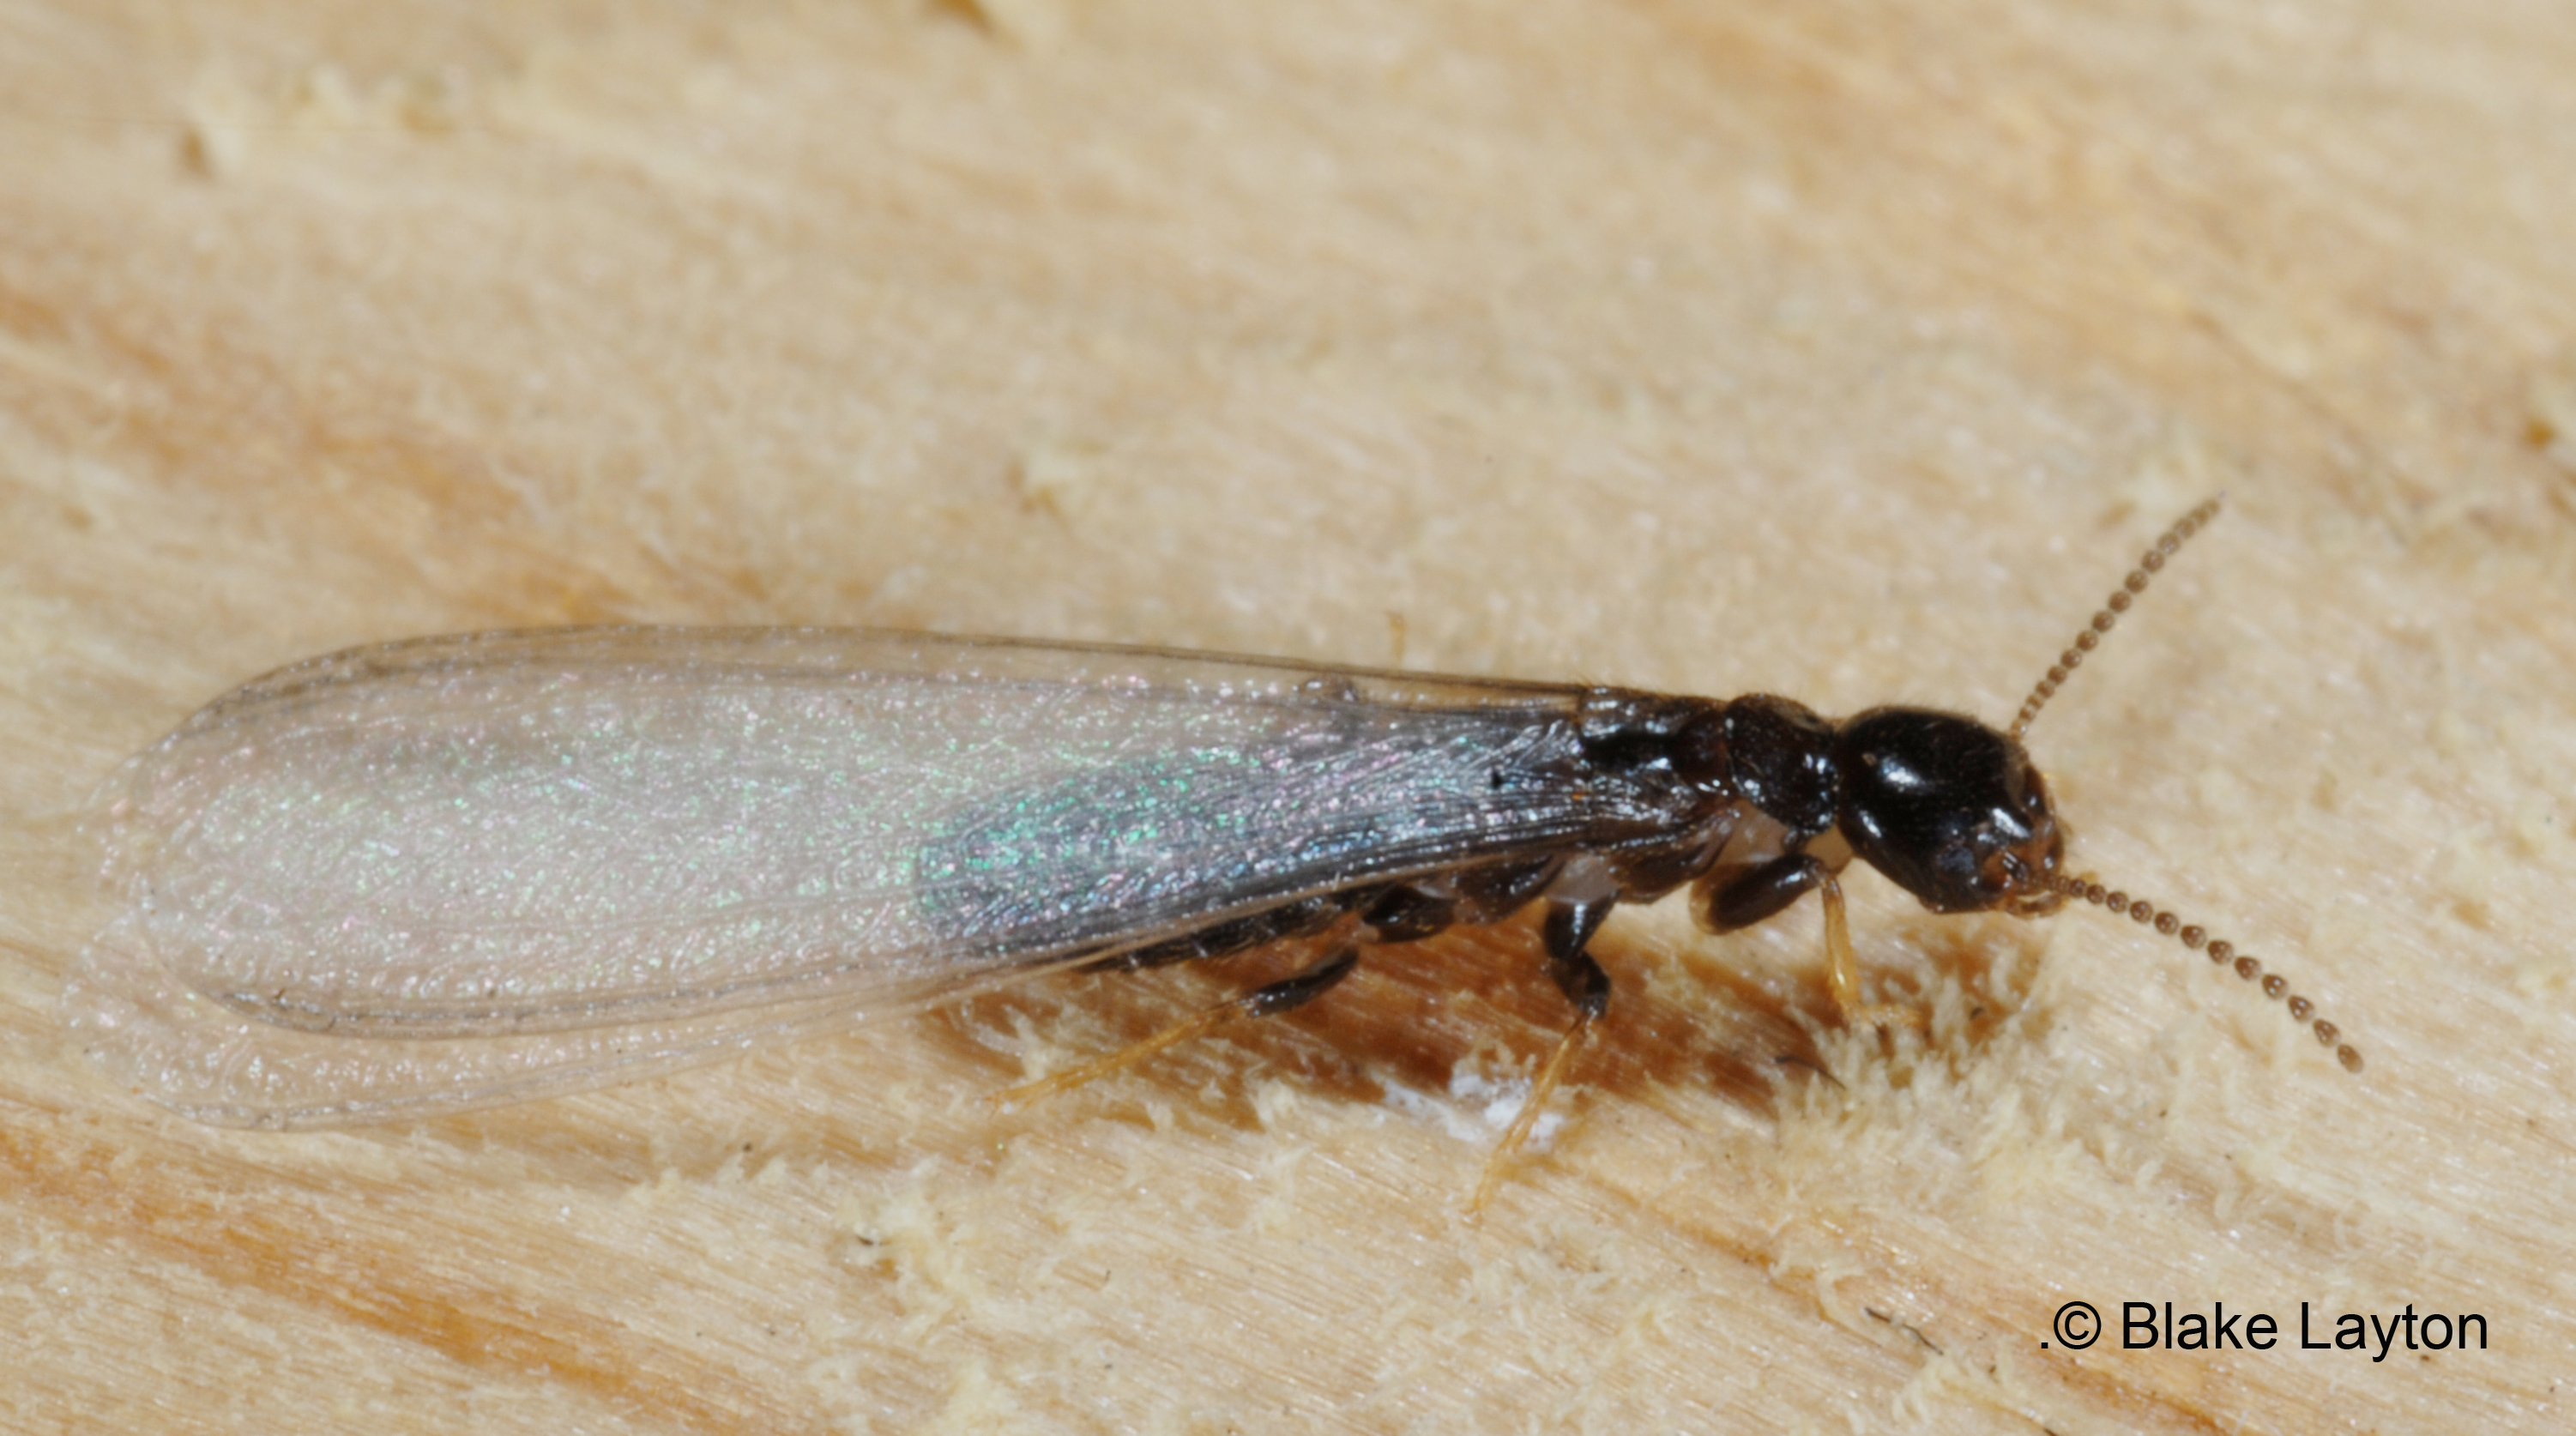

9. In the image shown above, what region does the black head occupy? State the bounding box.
[1833,706,2065,917]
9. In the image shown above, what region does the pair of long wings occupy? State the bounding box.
[68,627,1651,1128]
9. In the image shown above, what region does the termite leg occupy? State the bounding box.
[1703,852,1827,932]
[1704,854,1921,1030]
[1471,895,1614,1212]
[991,928,1362,1109]
[1818,872,1925,1030]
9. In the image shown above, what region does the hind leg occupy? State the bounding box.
[991,923,1365,1108]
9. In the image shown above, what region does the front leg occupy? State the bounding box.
[1701,851,1828,932]
[1704,854,1922,1030]
[1813,871,1923,1030]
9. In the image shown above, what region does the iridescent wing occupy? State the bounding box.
[68,627,1649,1127]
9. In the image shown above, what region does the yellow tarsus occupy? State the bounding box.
[987,1003,1239,1109]
[1820,872,1926,1030]
[1469,1011,1596,1214]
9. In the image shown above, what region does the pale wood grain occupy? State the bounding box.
[5,2,2573,1432]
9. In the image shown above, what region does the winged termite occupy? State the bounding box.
[65,499,2356,1198]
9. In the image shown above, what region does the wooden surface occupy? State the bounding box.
[5,2,2573,1431]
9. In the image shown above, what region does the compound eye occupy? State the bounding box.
[1976,842,2027,896]
[2020,769,2051,820]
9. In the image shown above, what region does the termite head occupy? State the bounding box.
[1834,707,2066,918]
[1833,498,2224,921]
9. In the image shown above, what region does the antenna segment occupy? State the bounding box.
[2044,872,2363,1072]
[2009,497,2224,739]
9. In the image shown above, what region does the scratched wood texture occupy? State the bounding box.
[3,2,2572,1432]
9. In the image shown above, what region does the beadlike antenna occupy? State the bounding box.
[2043,873,2363,1072]
[2009,497,2223,739]
[2012,498,2362,1073]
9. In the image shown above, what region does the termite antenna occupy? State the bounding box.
[2042,872,2363,1073]
[2009,497,2225,739]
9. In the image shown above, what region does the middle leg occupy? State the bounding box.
[1472,889,1617,1210]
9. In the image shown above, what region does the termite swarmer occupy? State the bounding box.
[67,498,2356,1199]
